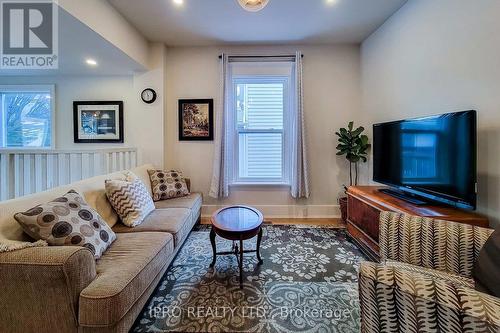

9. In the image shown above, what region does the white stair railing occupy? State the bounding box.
[0,148,137,201]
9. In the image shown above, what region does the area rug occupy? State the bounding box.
[131,224,366,333]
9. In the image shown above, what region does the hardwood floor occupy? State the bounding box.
[201,217,345,228]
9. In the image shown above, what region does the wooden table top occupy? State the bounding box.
[211,206,263,233]
[348,186,489,227]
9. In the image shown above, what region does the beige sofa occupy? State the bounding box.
[0,164,202,333]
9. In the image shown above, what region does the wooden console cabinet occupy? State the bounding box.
[346,186,489,261]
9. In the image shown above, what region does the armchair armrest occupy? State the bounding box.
[379,211,493,278]
[0,246,96,333]
[359,261,500,332]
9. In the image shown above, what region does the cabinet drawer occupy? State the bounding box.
[347,195,380,242]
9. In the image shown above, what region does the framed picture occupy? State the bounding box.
[178,99,214,141]
[73,101,124,143]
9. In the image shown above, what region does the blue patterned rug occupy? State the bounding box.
[131,224,365,333]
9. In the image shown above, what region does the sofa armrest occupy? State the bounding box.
[359,261,500,332]
[379,211,493,278]
[0,246,96,333]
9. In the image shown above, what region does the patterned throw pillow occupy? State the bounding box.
[473,227,500,297]
[14,190,116,259]
[148,169,190,201]
[105,171,155,227]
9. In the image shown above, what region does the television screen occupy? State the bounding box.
[373,111,477,209]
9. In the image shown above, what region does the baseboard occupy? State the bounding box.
[201,204,340,219]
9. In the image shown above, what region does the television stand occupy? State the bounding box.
[379,188,427,206]
[346,186,489,261]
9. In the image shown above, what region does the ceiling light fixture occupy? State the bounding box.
[173,0,183,5]
[238,0,269,12]
[85,58,98,66]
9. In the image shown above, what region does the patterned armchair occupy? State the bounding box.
[359,212,500,333]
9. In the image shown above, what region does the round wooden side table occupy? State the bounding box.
[209,205,264,288]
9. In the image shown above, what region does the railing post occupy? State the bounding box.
[131,150,137,168]
[0,153,9,201]
[93,152,102,177]
[23,154,32,196]
[46,153,56,189]
[57,153,66,187]
[34,154,43,193]
[81,153,90,179]
[14,154,21,198]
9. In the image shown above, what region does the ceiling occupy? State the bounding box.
[108,0,407,46]
[0,7,145,76]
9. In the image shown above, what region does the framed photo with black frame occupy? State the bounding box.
[178,99,214,141]
[73,101,124,143]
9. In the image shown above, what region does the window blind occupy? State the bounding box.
[236,81,286,181]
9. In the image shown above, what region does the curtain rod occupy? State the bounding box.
[218,54,304,59]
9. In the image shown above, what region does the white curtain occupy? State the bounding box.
[209,54,230,198]
[290,51,310,199]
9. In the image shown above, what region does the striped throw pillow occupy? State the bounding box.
[105,172,155,227]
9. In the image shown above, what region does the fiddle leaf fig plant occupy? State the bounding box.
[335,121,371,187]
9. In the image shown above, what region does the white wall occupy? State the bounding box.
[0,75,134,148]
[361,0,500,227]
[0,43,167,168]
[165,44,362,217]
[131,43,167,168]
[58,0,151,69]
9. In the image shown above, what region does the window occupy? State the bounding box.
[0,85,54,148]
[233,77,289,184]
[210,53,306,198]
[228,59,294,185]
[227,60,295,186]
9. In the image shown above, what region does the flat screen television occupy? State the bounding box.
[373,110,477,210]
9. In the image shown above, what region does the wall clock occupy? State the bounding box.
[141,88,157,104]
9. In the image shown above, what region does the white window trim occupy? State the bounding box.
[230,75,292,186]
[0,84,56,150]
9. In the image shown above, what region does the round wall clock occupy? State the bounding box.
[141,88,157,104]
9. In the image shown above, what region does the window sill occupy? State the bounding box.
[230,182,291,187]
[0,147,54,151]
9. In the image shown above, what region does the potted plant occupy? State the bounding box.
[335,121,370,223]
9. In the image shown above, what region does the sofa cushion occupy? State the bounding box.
[385,260,475,288]
[112,208,192,248]
[105,172,155,227]
[473,227,500,297]
[129,164,155,197]
[14,190,116,259]
[154,192,202,212]
[79,232,174,327]
[359,261,500,331]
[148,169,190,201]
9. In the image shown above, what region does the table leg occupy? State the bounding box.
[256,227,263,264]
[239,238,243,289]
[210,228,217,267]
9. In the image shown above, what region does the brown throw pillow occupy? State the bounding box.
[473,227,500,297]
[148,169,189,201]
[14,190,116,259]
